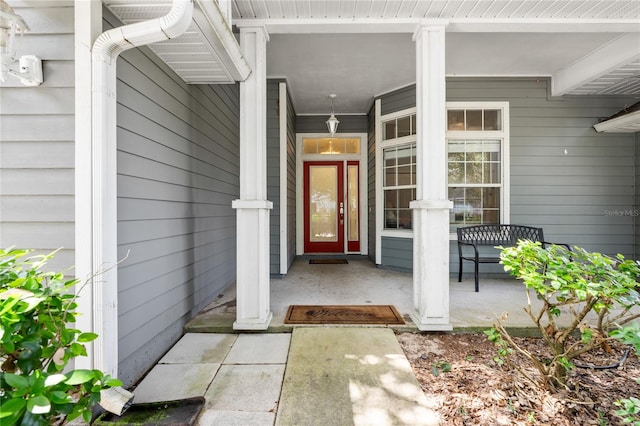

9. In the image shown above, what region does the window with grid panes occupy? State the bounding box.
[382,113,417,230]
[447,105,508,232]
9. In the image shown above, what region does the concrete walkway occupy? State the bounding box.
[131,328,439,425]
[276,328,439,426]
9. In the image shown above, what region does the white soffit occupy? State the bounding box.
[234,0,640,113]
[232,0,640,21]
[104,1,640,111]
[103,0,250,83]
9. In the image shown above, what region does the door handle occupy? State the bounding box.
[339,202,344,225]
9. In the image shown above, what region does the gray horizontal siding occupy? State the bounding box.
[501,84,635,257]
[381,237,510,278]
[377,78,638,273]
[267,80,297,276]
[380,237,412,272]
[296,115,367,133]
[267,80,281,275]
[451,241,510,279]
[0,3,75,271]
[285,85,297,271]
[378,85,415,116]
[106,8,240,387]
[367,104,376,262]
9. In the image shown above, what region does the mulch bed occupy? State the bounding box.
[396,332,640,425]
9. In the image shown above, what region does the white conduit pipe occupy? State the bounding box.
[90,0,193,378]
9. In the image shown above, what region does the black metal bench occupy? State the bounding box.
[457,224,569,292]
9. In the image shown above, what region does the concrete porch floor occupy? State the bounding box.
[132,258,638,425]
[186,257,541,333]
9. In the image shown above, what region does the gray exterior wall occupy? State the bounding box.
[296,115,368,133]
[267,79,297,276]
[106,10,240,386]
[284,86,297,271]
[380,85,416,116]
[377,79,638,275]
[367,104,376,262]
[381,237,412,271]
[267,80,280,274]
[0,2,75,271]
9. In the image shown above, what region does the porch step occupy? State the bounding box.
[275,328,440,426]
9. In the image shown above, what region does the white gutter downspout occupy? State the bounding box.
[90,0,193,378]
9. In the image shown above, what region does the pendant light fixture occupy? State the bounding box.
[325,93,340,136]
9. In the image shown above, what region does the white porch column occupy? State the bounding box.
[232,26,273,330]
[74,0,102,372]
[410,23,453,331]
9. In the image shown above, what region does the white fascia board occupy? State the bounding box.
[235,18,640,34]
[593,110,640,133]
[552,33,640,96]
[235,18,420,33]
[193,0,251,81]
[446,19,640,33]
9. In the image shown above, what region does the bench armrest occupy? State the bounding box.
[457,240,480,259]
[541,241,572,251]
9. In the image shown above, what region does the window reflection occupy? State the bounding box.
[309,166,338,242]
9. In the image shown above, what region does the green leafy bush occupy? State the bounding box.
[487,241,640,392]
[0,248,121,425]
[615,391,640,425]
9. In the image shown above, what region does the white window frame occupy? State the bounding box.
[376,105,417,247]
[446,101,510,239]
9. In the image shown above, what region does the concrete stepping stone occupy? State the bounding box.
[132,363,220,404]
[159,333,237,364]
[224,333,291,364]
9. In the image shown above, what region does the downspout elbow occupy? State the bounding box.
[93,0,193,60]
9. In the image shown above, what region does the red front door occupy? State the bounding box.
[304,161,344,253]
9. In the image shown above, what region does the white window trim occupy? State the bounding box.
[376,105,417,265]
[279,83,288,274]
[446,101,510,240]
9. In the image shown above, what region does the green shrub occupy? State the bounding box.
[614,391,640,425]
[487,241,640,392]
[0,248,121,425]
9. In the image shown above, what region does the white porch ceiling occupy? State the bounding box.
[105,0,640,115]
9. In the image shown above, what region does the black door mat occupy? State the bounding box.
[309,259,348,264]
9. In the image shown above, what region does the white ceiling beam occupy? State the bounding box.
[234,18,640,34]
[551,33,640,96]
[593,110,640,133]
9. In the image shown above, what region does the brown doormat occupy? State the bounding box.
[284,305,404,325]
[309,259,348,264]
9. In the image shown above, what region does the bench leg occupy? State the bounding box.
[458,259,462,282]
[474,261,479,292]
